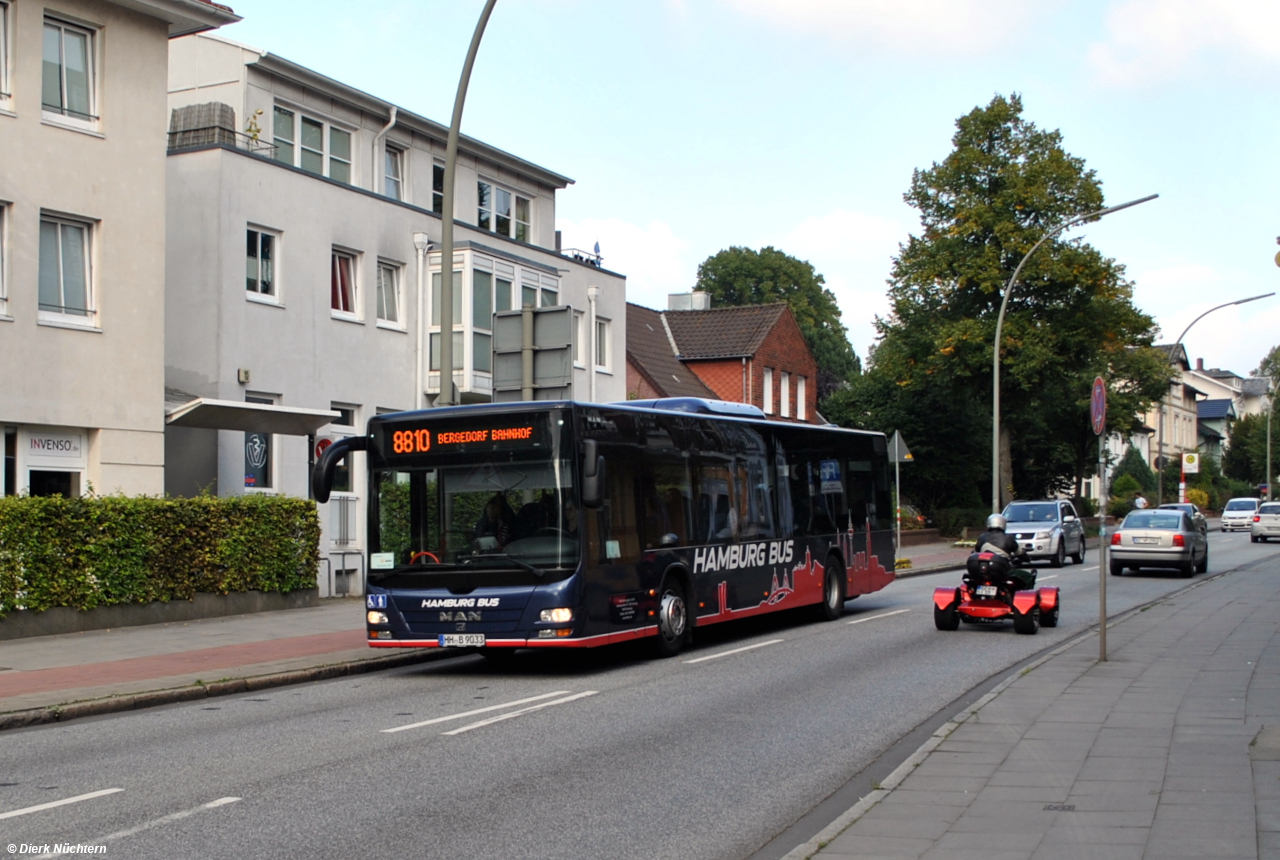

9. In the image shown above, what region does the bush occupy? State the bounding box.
[1186,488,1209,509]
[0,495,319,617]
[1074,496,1098,517]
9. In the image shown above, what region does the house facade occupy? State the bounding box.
[164,33,626,594]
[0,0,237,499]
[626,293,819,423]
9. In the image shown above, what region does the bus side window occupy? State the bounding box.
[847,459,873,531]
[695,458,737,544]
[641,456,691,549]
[736,452,776,540]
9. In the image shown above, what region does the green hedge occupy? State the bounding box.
[0,495,320,617]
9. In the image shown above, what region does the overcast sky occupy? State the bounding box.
[218,0,1280,378]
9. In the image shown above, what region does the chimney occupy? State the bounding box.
[668,291,711,311]
[1196,358,1204,371]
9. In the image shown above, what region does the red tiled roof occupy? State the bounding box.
[625,304,716,398]
[662,303,788,359]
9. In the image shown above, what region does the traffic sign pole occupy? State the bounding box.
[1092,376,1108,663]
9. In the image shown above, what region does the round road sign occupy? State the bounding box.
[1090,376,1107,436]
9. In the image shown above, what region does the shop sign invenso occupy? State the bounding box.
[28,433,83,459]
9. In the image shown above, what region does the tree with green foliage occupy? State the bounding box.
[1223,409,1279,488]
[694,246,860,400]
[1254,343,1280,386]
[827,94,1170,509]
[1111,445,1156,494]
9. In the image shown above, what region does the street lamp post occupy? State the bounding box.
[1154,292,1275,504]
[991,194,1158,514]
[437,0,498,407]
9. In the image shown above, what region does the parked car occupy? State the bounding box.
[1156,502,1208,535]
[1001,500,1087,568]
[1221,497,1262,532]
[1109,509,1208,577]
[1252,502,1280,543]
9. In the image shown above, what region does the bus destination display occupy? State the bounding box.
[389,424,535,455]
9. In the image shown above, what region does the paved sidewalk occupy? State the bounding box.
[790,559,1280,860]
[0,598,441,729]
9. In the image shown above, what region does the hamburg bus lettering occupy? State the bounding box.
[420,597,500,609]
[694,540,793,573]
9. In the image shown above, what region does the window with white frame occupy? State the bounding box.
[38,214,92,319]
[429,269,463,372]
[273,106,352,183]
[781,372,791,418]
[331,249,358,317]
[42,17,95,122]
[797,376,807,421]
[0,204,7,315]
[573,311,584,366]
[472,270,493,373]
[477,180,531,242]
[246,228,277,298]
[384,146,403,200]
[328,403,357,495]
[433,163,444,214]
[495,275,513,313]
[376,261,402,325]
[763,367,773,414]
[0,2,11,101]
[595,318,610,370]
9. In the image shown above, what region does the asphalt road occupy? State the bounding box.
[3,531,1277,860]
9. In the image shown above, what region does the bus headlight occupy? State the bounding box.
[539,608,574,623]
[367,611,389,625]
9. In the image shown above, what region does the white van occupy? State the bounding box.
[1221,497,1261,532]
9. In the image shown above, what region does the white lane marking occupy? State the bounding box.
[848,608,911,625]
[442,691,598,735]
[35,797,241,858]
[1078,566,1098,572]
[682,639,785,664]
[0,788,124,821]
[1039,575,1059,581]
[382,691,571,734]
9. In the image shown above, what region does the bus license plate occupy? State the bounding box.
[976,585,997,597]
[439,634,485,647]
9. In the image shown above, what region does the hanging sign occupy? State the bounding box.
[1182,452,1200,474]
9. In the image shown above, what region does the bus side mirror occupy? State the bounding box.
[582,438,606,509]
[312,435,368,504]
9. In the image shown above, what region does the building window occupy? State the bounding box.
[573,311,585,367]
[541,284,558,307]
[595,318,610,370]
[781,372,791,418]
[376,261,401,325]
[763,367,773,414]
[797,376,806,421]
[42,18,95,122]
[496,276,512,313]
[274,106,352,183]
[473,270,493,373]
[328,403,356,494]
[38,215,92,319]
[477,180,531,242]
[331,250,357,316]
[246,228,276,297]
[522,282,537,309]
[0,204,7,315]
[244,395,274,490]
[433,164,444,214]
[0,3,10,102]
[384,147,403,200]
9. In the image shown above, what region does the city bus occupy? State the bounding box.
[312,398,895,658]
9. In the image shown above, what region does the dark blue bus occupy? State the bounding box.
[312,398,895,658]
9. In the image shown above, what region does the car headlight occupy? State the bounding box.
[1035,530,1052,540]
[539,607,574,623]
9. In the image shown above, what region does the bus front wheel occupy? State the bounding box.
[653,579,690,658]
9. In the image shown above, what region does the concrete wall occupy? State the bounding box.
[0,0,172,496]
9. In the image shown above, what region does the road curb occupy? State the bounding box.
[0,648,449,733]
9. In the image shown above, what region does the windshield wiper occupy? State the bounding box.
[465,553,545,578]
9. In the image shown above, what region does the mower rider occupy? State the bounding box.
[974,514,1037,591]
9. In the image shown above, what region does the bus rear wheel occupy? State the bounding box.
[653,579,690,658]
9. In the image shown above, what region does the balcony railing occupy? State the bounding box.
[167,126,276,158]
[561,248,603,268]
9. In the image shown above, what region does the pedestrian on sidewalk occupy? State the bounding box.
[1134,494,1149,509]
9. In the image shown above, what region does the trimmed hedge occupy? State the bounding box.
[0,495,320,617]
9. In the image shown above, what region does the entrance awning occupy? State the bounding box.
[165,398,340,436]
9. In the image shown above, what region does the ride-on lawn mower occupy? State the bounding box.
[933,550,1059,634]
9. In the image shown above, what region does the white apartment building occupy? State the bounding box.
[0,0,237,499]
[163,34,626,594]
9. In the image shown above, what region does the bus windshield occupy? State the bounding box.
[370,413,578,577]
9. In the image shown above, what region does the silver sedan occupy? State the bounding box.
[1109,509,1208,577]
[1252,502,1280,543]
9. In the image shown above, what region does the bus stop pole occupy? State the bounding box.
[1099,437,1108,661]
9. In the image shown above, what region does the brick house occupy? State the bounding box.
[625,294,820,423]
